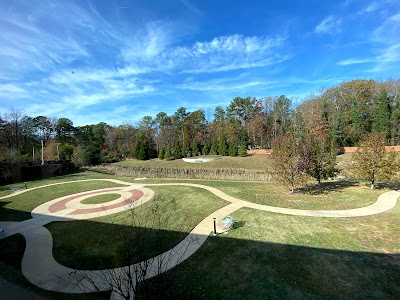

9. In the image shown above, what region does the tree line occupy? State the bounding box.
[0,78,399,166]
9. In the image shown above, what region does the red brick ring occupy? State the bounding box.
[31,186,152,220]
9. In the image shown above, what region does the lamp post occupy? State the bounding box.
[41,140,44,165]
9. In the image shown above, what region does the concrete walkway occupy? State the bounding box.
[1,179,399,299]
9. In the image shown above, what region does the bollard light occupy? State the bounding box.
[213,217,217,236]
[24,182,27,189]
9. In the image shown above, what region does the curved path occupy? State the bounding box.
[0,179,399,299]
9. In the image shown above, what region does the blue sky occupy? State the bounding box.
[1,0,399,126]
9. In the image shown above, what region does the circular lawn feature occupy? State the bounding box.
[80,193,121,204]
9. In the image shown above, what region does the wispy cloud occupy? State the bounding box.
[122,33,289,74]
[337,58,374,65]
[178,77,271,92]
[359,2,379,14]
[181,0,202,15]
[0,84,29,99]
[373,12,400,43]
[315,16,342,34]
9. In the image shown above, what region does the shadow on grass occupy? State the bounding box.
[375,182,400,190]
[232,220,246,229]
[1,204,400,299]
[0,202,32,222]
[297,180,358,195]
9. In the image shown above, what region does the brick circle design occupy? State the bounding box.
[31,187,149,220]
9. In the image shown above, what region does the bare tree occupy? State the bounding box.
[71,193,198,299]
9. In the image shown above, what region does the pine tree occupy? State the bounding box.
[372,90,390,138]
[238,143,247,157]
[210,139,218,155]
[134,140,142,159]
[228,141,237,156]
[202,144,209,156]
[173,140,181,159]
[165,148,171,161]
[182,138,190,158]
[191,139,199,157]
[218,134,228,156]
[158,147,164,160]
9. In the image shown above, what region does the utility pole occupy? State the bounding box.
[41,140,44,165]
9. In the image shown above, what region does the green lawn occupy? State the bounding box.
[80,193,121,204]
[146,203,400,299]
[114,154,274,171]
[46,185,229,269]
[141,178,395,210]
[0,178,127,221]
[1,171,399,299]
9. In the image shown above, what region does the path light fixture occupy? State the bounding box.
[213,217,217,236]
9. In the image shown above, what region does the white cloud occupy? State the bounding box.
[178,78,269,92]
[121,21,175,62]
[155,34,288,73]
[337,58,374,65]
[0,1,291,125]
[315,16,342,34]
[359,2,379,14]
[0,2,92,80]
[0,83,29,99]
[373,12,400,43]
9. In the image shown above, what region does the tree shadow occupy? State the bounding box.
[232,220,246,229]
[297,180,358,195]
[1,208,400,300]
[375,182,400,190]
[0,202,33,222]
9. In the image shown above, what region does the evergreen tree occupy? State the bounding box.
[191,139,199,157]
[210,139,218,155]
[373,90,390,138]
[134,140,142,159]
[202,144,209,156]
[158,147,164,160]
[165,148,171,161]
[218,134,228,156]
[238,143,247,157]
[173,140,182,159]
[182,138,190,158]
[228,141,237,156]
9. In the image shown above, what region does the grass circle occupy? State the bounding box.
[80,193,121,204]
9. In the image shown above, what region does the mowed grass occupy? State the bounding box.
[141,178,393,210]
[141,203,400,299]
[0,180,127,221]
[1,171,400,299]
[80,193,120,204]
[114,154,274,171]
[46,185,229,269]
